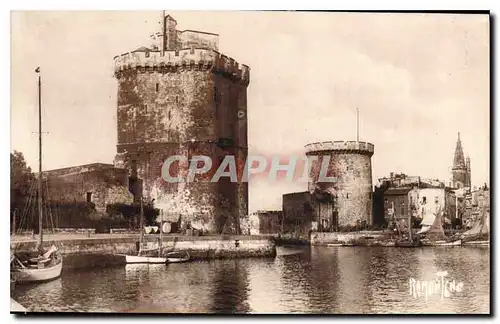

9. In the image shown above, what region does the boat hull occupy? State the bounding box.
[395,241,422,248]
[165,251,191,263]
[167,257,190,263]
[11,260,63,284]
[463,240,489,247]
[422,240,462,247]
[124,254,167,264]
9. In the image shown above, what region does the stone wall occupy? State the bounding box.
[282,192,313,235]
[11,234,276,268]
[114,33,249,235]
[257,211,283,234]
[310,231,386,245]
[306,141,374,228]
[44,163,134,213]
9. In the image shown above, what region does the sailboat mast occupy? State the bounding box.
[158,210,163,256]
[37,68,43,248]
[139,197,144,251]
[408,206,413,242]
[161,10,165,56]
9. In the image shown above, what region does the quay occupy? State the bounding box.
[11,298,28,313]
[11,233,276,269]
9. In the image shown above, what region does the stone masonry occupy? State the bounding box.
[305,141,374,228]
[113,15,249,234]
[44,163,134,213]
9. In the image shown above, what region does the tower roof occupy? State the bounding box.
[453,132,466,169]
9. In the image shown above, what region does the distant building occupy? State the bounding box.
[383,187,412,223]
[377,173,445,189]
[282,192,314,236]
[409,187,457,227]
[463,185,490,228]
[256,210,283,234]
[451,132,471,189]
[44,163,134,213]
[375,172,458,228]
[305,140,375,229]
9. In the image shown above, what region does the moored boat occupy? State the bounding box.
[166,251,190,263]
[395,239,422,248]
[421,239,462,247]
[462,240,489,247]
[122,205,166,264]
[10,68,63,284]
[125,254,167,264]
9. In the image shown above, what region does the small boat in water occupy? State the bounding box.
[395,239,422,248]
[461,195,490,247]
[422,239,462,247]
[417,199,461,247]
[166,251,190,263]
[11,246,63,283]
[463,240,489,247]
[125,253,166,264]
[123,206,166,264]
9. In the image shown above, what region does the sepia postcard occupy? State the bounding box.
[10,10,490,315]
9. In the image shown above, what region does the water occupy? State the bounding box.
[12,246,490,314]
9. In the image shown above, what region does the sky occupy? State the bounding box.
[11,11,490,213]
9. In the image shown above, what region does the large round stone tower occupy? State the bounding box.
[305,141,374,229]
[113,14,249,234]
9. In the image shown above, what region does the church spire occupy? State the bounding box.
[452,131,469,188]
[453,131,466,169]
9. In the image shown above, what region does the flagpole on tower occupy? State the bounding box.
[356,108,359,142]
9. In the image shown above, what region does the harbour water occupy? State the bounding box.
[12,246,490,314]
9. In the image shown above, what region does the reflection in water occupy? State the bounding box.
[13,247,490,314]
[303,246,340,313]
[210,260,250,313]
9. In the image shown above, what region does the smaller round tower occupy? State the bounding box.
[305,141,374,229]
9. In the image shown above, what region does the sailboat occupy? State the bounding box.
[395,211,421,247]
[417,201,461,246]
[462,194,490,247]
[123,201,167,264]
[11,67,63,283]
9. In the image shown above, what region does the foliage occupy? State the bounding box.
[10,151,35,213]
[45,201,96,229]
[106,202,159,226]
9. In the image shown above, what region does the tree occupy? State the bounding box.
[11,151,35,231]
[11,151,35,210]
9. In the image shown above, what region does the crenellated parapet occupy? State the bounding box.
[114,48,250,85]
[305,141,374,156]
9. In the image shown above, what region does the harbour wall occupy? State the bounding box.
[310,231,388,245]
[10,234,276,269]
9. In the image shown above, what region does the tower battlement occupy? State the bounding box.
[114,48,250,84]
[305,141,374,156]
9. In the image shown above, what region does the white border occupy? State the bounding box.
[3,1,497,323]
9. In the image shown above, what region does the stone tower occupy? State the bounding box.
[452,132,470,189]
[113,14,250,234]
[305,141,374,229]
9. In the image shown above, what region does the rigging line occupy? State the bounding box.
[44,179,53,232]
[18,179,37,235]
[16,181,31,233]
[45,180,56,233]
